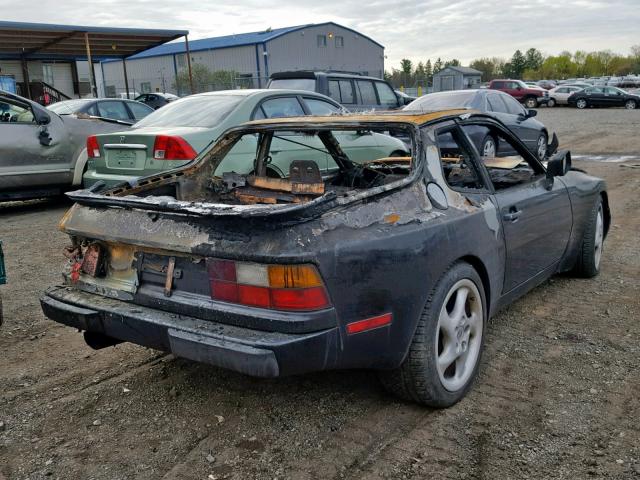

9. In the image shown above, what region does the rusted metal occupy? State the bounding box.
[164,257,176,297]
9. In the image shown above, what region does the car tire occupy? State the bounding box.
[536,132,548,160]
[524,97,537,108]
[573,196,605,278]
[625,100,637,110]
[576,99,588,109]
[378,262,486,407]
[480,135,497,158]
[547,98,556,108]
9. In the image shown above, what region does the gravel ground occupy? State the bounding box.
[1,109,639,479]
[536,107,640,156]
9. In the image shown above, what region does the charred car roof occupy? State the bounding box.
[242,109,475,128]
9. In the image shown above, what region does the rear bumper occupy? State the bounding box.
[82,170,139,189]
[41,286,340,377]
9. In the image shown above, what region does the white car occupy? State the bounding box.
[548,85,585,107]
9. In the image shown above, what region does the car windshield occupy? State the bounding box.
[405,91,476,110]
[133,95,244,128]
[269,78,316,91]
[47,99,92,114]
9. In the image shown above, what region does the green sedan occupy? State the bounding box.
[83,90,409,188]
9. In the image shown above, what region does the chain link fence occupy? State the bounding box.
[103,73,271,98]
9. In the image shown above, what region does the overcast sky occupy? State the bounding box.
[2,0,638,69]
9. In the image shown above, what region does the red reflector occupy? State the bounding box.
[346,313,393,335]
[270,287,329,311]
[210,280,238,303]
[153,135,197,160]
[238,285,271,308]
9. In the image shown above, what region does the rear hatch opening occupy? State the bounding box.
[72,122,418,213]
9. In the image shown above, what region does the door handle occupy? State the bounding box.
[503,208,521,222]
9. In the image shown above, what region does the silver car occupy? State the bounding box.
[0,91,131,201]
[547,86,585,107]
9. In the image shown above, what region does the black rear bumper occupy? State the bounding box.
[41,286,340,377]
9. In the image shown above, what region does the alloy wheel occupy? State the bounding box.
[577,99,587,109]
[594,204,604,269]
[483,138,496,158]
[435,279,484,392]
[537,135,547,160]
[625,100,637,110]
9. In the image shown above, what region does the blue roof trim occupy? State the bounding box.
[0,20,188,36]
[103,21,383,63]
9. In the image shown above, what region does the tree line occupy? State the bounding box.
[385,46,640,87]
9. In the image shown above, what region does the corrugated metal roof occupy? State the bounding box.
[0,20,188,60]
[115,22,384,61]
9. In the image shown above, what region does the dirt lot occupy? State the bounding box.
[537,107,640,156]
[1,109,639,479]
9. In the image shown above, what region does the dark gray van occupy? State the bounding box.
[268,71,409,111]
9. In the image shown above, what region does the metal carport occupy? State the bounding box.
[0,21,193,100]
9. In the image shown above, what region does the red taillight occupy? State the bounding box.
[87,135,100,158]
[207,259,331,311]
[153,135,197,160]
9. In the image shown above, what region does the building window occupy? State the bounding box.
[140,82,151,93]
[43,64,54,86]
[317,35,327,48]
[335,36,344,48]
[176,54,186,69]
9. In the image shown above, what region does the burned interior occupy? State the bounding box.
[91,122,415,207]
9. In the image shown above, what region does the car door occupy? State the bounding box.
[374,81,401,110]
[485,94,517,156]
[97,101,133,122]
[461,122,572,291]
[585,87,605,106]
[501,94,539,151]
[0,95,72,193]
[355,80,379,111]
[125,101,153,121]
[604,87,625,107]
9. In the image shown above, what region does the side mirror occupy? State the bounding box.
[546,150,571,181]
[516,86,523,91]
[33,108,51,126]
[526,109,537,118]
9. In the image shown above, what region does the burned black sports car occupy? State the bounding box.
[41,110,609,407]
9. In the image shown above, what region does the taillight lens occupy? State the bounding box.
[153,135,197,160]
[87,135,100,158]
[207,260,330,311]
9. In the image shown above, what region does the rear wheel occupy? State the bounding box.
[547,98,556,108]
[524,97,537,108]
[576,98,588,109]
[625,100,637,110]
[573,197,605,277]
[480,135,497,158]
[379,262,486,407]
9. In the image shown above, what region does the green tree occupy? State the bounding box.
[173,64,241,94]
[433,57,443,74]
[444,59,461,67]
[425,59,433,79]
[524,48,544,72]
[508,50,527,79]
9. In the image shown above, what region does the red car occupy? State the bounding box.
[489,79,549,108]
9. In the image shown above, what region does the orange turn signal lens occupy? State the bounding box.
[267,264,323,289]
